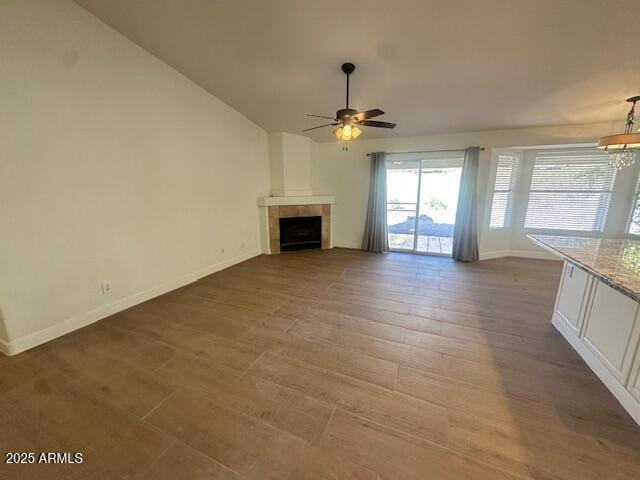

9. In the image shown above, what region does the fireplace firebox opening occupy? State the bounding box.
[279,216,322,251]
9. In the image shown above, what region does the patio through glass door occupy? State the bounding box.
[386,152,464,256]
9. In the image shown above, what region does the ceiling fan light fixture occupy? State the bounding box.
[598,96,640,170]
[333,125,361,141]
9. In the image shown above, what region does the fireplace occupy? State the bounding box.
[258,197,334,254]
[279,216,322,251]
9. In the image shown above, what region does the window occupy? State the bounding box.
[628,175,640,234]
[524,149,616,231]
[489,152,521,229]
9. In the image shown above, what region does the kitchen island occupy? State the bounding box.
[528,234,640,424]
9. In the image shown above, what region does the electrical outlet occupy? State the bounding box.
[221,248,225,254]
[241,241,245,248]
[100,281,112,295]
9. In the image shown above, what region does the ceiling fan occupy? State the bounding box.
[303,62,397,146]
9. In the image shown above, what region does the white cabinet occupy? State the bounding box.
[550,263,640,424]
[628,346,640,403]
[555,262,591,333]
[582,281,640,382]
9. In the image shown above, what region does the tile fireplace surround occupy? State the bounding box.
[258,196,335,254]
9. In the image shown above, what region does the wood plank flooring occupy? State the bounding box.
[1,248,640,479]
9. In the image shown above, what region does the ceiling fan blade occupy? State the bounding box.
[306,114,338,121]
[356,120,397,128]
[302,123,339,132]
[352,109,384,122]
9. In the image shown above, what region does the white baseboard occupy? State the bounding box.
[480,249,559,261]
[333,241,362,250]
[0,249,262,357]
[0,337,11,356]
[333,244,557,261]
[552,312,640,426]
[479,250,512,260]
[509,249,558,260]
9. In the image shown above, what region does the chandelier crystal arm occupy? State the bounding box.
[625,99,637,134]
[598,95,640,170]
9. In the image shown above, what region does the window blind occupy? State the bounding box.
[524,149,616,231]
[628,174,640,234]
[490,152,520,229]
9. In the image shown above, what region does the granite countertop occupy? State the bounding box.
[527,234,640,302]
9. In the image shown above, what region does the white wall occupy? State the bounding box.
[268,132,313,196]
[310,122,622,256]
[0,0,270,353]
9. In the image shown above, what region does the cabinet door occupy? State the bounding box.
[555,262,590,332]
[583,281,640,382]
[628,346,640,402]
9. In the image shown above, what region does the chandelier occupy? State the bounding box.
[598,96,640,170]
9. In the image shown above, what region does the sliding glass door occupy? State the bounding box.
[386,160,420,251]
[387,153,464,256]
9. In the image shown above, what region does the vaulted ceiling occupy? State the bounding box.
[75,0,640,141]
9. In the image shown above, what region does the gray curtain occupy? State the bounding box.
[362,152,389,253]
[452,147,480,262]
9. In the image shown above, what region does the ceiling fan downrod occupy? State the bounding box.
[342,62,355,109]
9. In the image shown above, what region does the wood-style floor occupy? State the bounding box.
[1,248,640,479]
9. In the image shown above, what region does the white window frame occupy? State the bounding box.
[488,150,522,230]
[523,148,617,233]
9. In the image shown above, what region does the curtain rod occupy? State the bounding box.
[366,147,485,156]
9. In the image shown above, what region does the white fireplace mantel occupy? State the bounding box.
[257,195,335,207]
